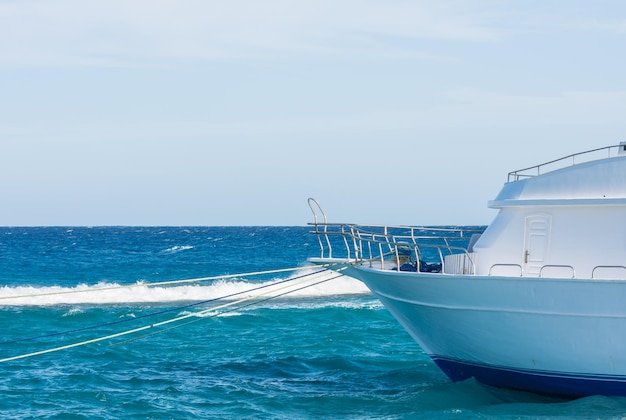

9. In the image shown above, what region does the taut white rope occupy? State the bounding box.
[0,264,337,302]
[0,266,346,363]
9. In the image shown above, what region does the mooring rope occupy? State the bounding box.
[0,265,349,363]
[0,268,331,346]
[109,271,346,348]
[0,264,335,301]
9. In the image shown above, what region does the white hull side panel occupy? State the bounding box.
[346,265,626,395]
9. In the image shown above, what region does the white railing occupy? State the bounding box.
[507,143,625,182]
[307,198,485,275]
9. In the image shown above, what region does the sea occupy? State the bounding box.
[2,226,626,419]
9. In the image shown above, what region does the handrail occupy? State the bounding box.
[507,144,623,182]
[307,216,485,275]
[308,208,626,280]
[539,265,575,278]
[308,198,333,259]
[307,216,626,280]
[489,264,523,277]
[592,265,626,279]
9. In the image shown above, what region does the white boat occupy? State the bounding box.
[308,142,626,397]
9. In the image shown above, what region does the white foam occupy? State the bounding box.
[161,245,194,253]
[0,269,371,307]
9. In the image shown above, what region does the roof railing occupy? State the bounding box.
[507,143,625,182]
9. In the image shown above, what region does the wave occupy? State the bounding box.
[0,269,371,307]
[161,245,194,253]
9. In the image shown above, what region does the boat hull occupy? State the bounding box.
[346,265,626,397]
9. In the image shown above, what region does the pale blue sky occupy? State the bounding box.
[1,0,625,226]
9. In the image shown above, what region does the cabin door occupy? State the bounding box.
[523,215,551,277]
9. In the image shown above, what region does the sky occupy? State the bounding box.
[1,0,625,226]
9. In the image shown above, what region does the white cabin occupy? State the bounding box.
[471,146,626,279]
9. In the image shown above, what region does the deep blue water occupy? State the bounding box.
[1,226,626,419]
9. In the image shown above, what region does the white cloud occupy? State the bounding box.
[583,18,626,34]
[435,89,626,127]
[2,88,623,145]
[3,0,623,68]
[0,0,501,67]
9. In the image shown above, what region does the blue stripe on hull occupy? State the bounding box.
[433,357,626,397]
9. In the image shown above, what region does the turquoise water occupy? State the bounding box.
[2,226,626,419]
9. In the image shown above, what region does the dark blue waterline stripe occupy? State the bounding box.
[432,356,626,397]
